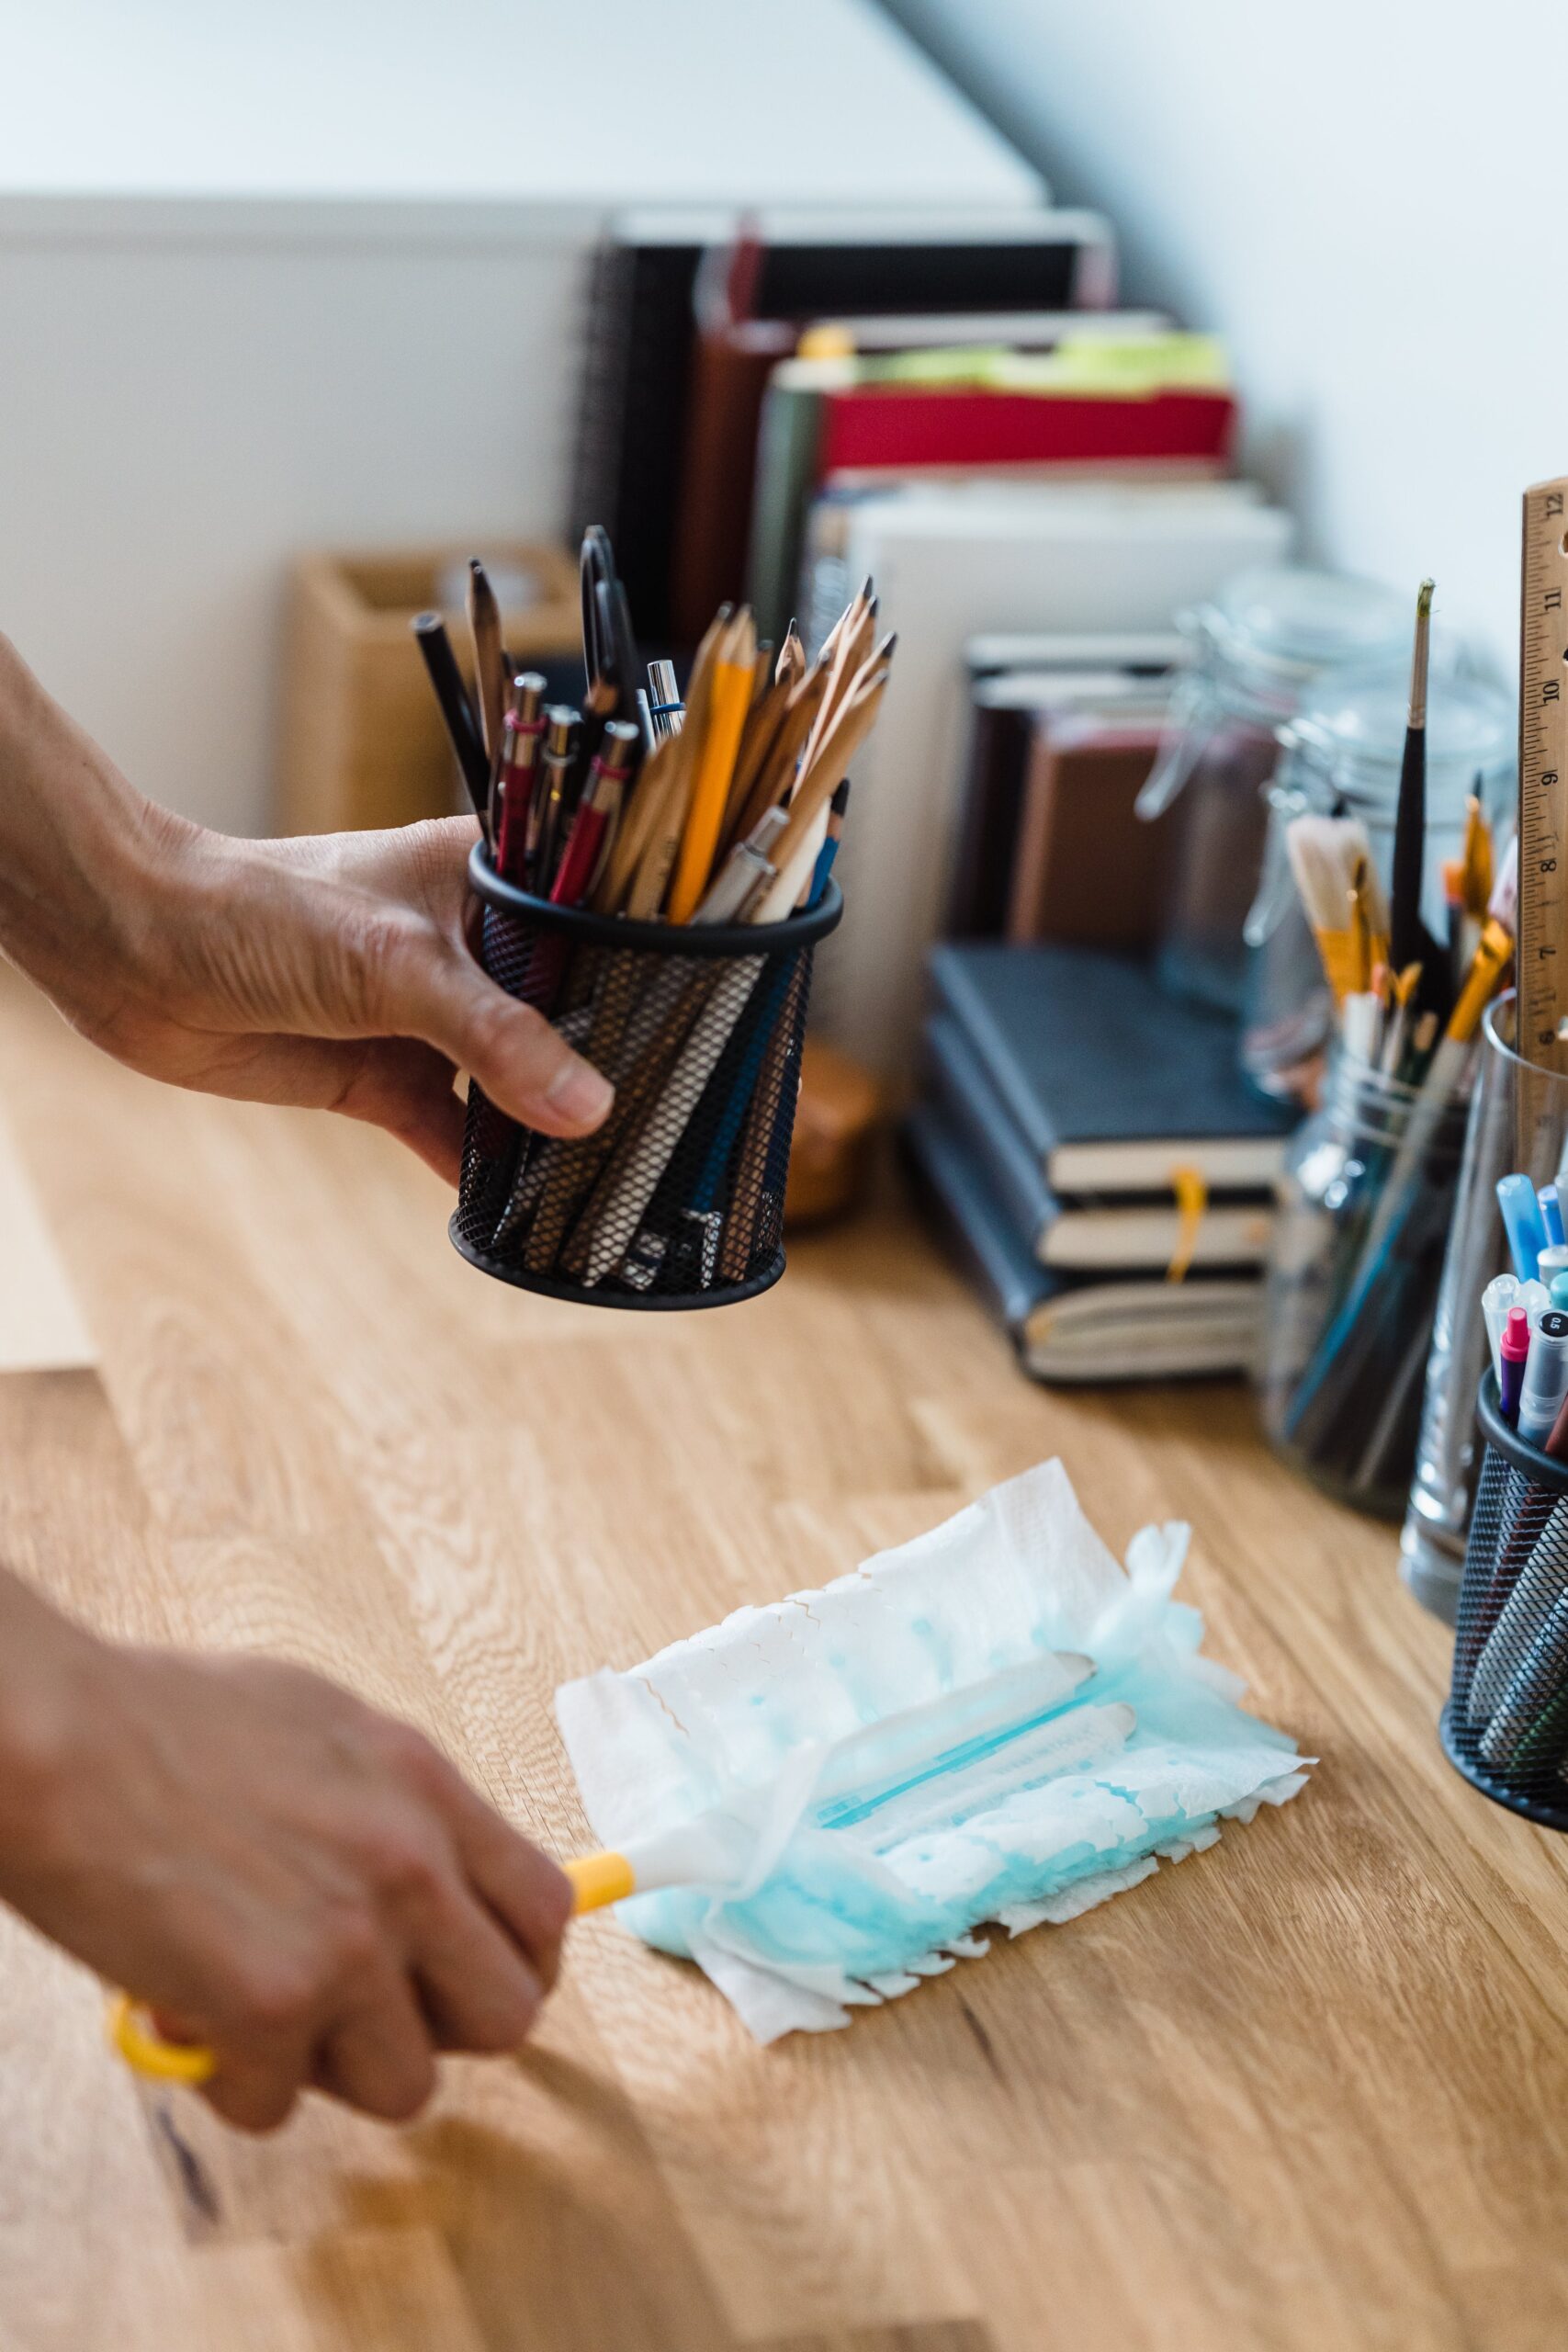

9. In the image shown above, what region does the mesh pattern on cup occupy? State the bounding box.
[1444,1380,1568,1827]
[453,895,819,1308]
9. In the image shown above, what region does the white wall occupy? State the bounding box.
[1,0,1032,210]
[0,0,1038,834]
[881,0,1561,686]
[0,216,589,833]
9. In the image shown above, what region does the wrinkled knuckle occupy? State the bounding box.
[365,2056,437,2123]
[404,816,473,898]
[232,1958,319,2036]
[474,1984,540,2054]
[363,1825,444,1907]
[346,908,423,1029]
[321,1906,383,1985]
[378,1719,451,1797]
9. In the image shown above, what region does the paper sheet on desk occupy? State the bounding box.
[556,1459,1311,2041]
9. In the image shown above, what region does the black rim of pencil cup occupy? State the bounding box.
[451,842,843,1310]
[1442,1369,1568,1830]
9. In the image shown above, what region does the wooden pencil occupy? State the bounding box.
[593,730,680,913]
[774,623,805,693]
[805,608,880,769]
[723,660,829,854]
[668,610,758,922]
[719,669,796,852]
[760,663,888,901]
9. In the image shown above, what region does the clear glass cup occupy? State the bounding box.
[1140,567,1413,1019]
[1402,997,1568,1620]
[1257,1046,1469,1519]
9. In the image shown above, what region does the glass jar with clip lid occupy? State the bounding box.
[1139,565,1413,1033]
[1244,662,1515,1100]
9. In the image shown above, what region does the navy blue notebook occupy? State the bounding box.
[901,1104,1261,1383]
[926,944,1294,1197]
[922,1013,1273,1271]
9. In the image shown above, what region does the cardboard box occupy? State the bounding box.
[276,544,581,833]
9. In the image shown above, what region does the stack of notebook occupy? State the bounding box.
[905,944,1296,1382]
[568,207,1119,643]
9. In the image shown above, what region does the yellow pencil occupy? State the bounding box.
[668,610,758,922]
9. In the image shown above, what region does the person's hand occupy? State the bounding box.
[0,637,613,1181]
[0,1611,572,2132]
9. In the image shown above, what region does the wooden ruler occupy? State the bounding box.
[1517,476,1568,1168]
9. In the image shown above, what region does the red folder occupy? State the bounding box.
[818,386,1235,477]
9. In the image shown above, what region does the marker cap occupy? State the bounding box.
[1517,1308,1568,1445]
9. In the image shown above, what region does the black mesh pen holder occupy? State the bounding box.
[452,842,842,1310]
[1442,1371,1568,1830]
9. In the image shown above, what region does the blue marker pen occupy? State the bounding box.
[1498,1172,1551,1283]
[1542,1184,1567,1250]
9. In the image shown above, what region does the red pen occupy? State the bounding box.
[550,719,638,908]
[493,673,547,882]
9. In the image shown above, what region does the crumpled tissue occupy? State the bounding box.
[556,1459,1310,2041]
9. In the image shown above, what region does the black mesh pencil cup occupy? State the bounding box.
[1443,1371,1568,1829]
[452,842,842,1309]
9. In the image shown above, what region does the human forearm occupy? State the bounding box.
[0,1565,105,1870]
[0,634,195,1035]
[0,635,610,1175]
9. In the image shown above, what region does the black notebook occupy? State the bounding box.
[927,944,1294,1196]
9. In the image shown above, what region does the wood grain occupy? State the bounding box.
[4,962,1568,2349]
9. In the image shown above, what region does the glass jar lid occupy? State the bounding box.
[1285,666,1516,809]
[1194,565,1414,684]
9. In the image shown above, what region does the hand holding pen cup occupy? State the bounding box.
[412,534,893,1303]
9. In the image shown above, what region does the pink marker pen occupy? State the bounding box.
[1500,1306,1532,1425]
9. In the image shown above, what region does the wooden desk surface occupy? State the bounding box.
[4,967,1568,2352]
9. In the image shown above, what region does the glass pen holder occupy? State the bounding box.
[1256,1046,1468,1517]
[1442,1372,1568,1831]
[452,842,842,1309]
